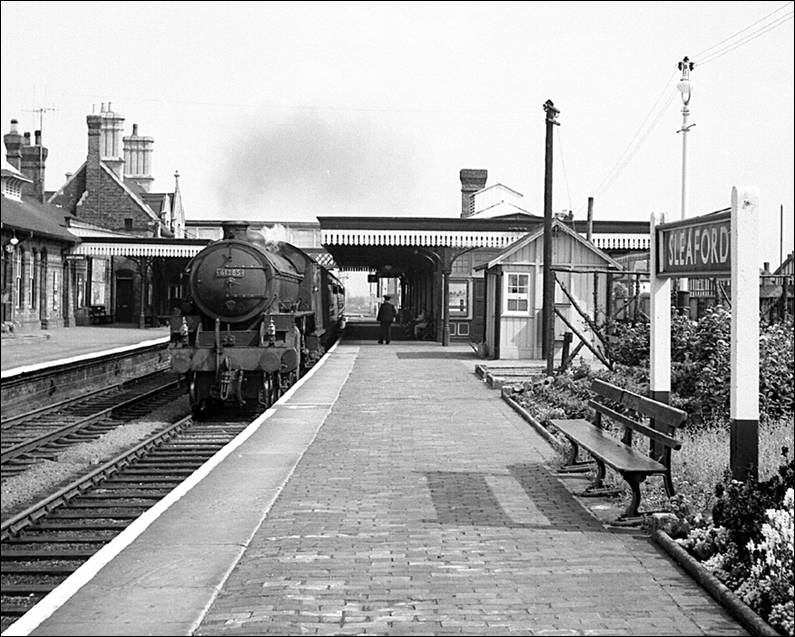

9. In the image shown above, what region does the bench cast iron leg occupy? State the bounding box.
[621,472,646,518]
[593,458,606,488]
[663,470,676,498]
[565,440,580,466]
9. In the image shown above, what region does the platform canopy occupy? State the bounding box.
[318,216,535,272]
[318,215,650,273]
[71,236,210,258]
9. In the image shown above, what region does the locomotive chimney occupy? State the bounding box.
[222,221,250,240]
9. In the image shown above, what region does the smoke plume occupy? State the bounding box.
[217,110,419,221]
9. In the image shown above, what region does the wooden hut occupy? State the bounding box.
[476,219,621,360]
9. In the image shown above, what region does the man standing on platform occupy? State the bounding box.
[376,294,397,344]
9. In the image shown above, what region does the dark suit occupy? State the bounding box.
[376,300,397,343]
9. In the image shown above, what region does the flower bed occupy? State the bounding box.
[674,471,794,636]
[505,308,794,634]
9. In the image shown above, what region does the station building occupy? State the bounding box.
[2,105,190,331]
[319,169,650,360]
[1,147,78,331]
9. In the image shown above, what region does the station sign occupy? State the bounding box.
[655,211,731,278]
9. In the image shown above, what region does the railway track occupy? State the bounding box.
[1,372,182,480]
[0,411,255,630]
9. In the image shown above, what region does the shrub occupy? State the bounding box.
[736,488,794,637]
[672,451,795,633]
[712,448,794,565]
[759,318,795,420]
[604,307,794,424]
[610,320,650,367]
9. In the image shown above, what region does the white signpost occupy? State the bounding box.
[650,186,759,481]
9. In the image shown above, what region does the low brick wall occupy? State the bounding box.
[1,344,171,419]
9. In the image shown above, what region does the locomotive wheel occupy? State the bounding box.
[259,374,272,409]
[259,372,281,409]
[270,372,282,405]
[189,372,203,417]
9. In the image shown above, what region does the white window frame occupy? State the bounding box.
[15,249,24,310]
[503,271,532,316]
[29,252,37,309]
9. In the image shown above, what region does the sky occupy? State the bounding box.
[2,1,793,271]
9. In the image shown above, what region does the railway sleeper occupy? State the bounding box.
[29,521,129,530]
[1,549,96,559]
[1,584,58,595]
[90,486,172,495]
[62,500,156,508]
[144,453,214,460]
[80,491,164,500]
[117,465,198,473]
[1,603,36,618]
[46,509,147,519]
[1,563,80,574]
[100,476,184,483]
[3,534,116,543]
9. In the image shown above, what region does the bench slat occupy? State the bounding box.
[591,379,687,428]
[551,419,667,474]
[588,401,682,450]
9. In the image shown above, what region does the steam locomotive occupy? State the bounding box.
[168,221,345,415]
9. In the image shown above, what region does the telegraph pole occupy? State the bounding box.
[542,100,560,375]
[676,57,694,316]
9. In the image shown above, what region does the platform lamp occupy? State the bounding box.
[676,56,695,316]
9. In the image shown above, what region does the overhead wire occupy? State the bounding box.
[694,1,793,60]
[555,126,573,214]
[591,2,793,199]
[597,89,678,199]
[698,10,793,66]
[593,70,677,198]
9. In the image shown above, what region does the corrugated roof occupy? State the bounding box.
[1,195,79,243]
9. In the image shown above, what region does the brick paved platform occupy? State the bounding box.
[20,338,745,636]
[1,325,169,373]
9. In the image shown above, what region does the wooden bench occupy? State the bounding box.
[88,305,113,325]
[550,379,688,519]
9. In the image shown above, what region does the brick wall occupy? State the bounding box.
[76,169,155,233]
[3,237,69,332]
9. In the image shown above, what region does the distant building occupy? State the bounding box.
[44,104,188,325]
[48,103,184,239]
[1,122,79,331]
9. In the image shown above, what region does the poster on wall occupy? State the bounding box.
[448,281,469,317]
[91,258,106,306]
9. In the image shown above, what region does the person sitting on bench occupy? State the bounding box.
[413,309,430,339]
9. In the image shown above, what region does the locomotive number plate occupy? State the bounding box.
[216,268,244,278]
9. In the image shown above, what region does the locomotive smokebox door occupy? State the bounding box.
[190,243,270,324]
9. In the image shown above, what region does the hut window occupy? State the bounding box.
[504,272,530,314]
